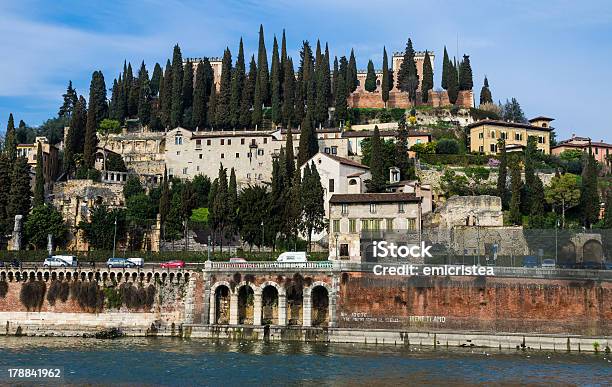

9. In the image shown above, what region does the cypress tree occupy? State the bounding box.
[441,46,450,90]
[282,57,295,128]
[364,60,377,92]
[227,167,238,237]
[150,63,163,96]
[161,59,173,128]
[4,113,17,161]
[0,154,10,232]
[580,153,599,228]
[182,60,194,115]
[382,48,390,107]
[109,78,119,120]
[193,61,209,130]
[395,117,413,180]
[334,57,348,124]
[366,126,387,192]
[523,136,538,213]
[314,42,329,126]
[509,161,522,225]
[396,38,419,103]
[127,63,139,117]
[83,71,106,169]
[159,168,170,231]
[257,24,269,105]
[216,47,232,129]
[294,77,305,125]
[421,50,434,103]
[284,168,302,245]
[240,56,257,128]
[458,54,474,91]
[7,156,31,222]
[207,88,218,128]
[285,127,295,181]
[58,80,78,118]
[324,44,332,107]
[270,36,282,125]
[497,139,508,208]
[297,110,317,166]
[332,56,339,103]
[480,77,493,105]
[170,44,184,128]
[230,39,246,128]
[280,30,287,89]
[33,142,45,206]
[300,162,325,251]
[252,73,263,128]
[447,59,459,104]
[137,61,152,125]
[64,95,87,174]
[347,49,358,93]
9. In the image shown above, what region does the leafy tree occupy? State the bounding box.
[150,62,163,96]
[545,173,580,228]
[230,39,246,128]
[238,184,269,249]
[106,153,126,172]
[421,51,433,103]
[458,54,473,91]
[126,193,155,225]
[4,113,17,161]
[362,137,395,172]
[381,48,390,107]
[210,164,229,249]
[435,138,460,154]
[24,204,67,249]
[509,162,522,225]
[410,142,436,155]
[502,98,527,123]
[58,80,78,118]
[364,60,377,92]
[603,190,612,229]
[440,169,469,197]
[79,205,126,250]
[347,49,358,93]
[33,142,45,206]
[300,163,325,251]
[580,153,599,227]
[396,38,419,103]
[97,118,121,170]
[479,77,493,105]
[496,138,508,207]
[123,175,144,200]
[257,25,270,105]
[366,126,387,192]
[170,44,184,128]
[192,174,211,208]
[464,166,491,195]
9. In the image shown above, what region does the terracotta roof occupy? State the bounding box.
[280,127,342,134]
[552,141,612,149]
[190,130,273,139]
[528,116,555,122]
[341,129,431,138]
[329,193,421,204]
[324,154,369,169]
[466,119,553,132]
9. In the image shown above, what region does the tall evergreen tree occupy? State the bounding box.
[170,44,184,128]
[282,57,295,128]
[193,61,209,130]
[395,117,413,180]
[159,168,170,234]
[447,58,459,104]
[421,50,434,103]
[137,62,152,125]
[280,30,288,88]
[230,39,246,128]
[126,63,139,117]
[496,138,508,208]
[270,36,282,125]
[0,154,11,232]
[83,71,106,169]
[314,42,329,126]
[216,48,233,129]
[396,38,419,103]
[324,44,332,107]
[331,56,339,101]
[64,96,87,173]
[33,142,45,206]
[285,127,295,181]
[252,72,263,128]
[580,153,599,228]
[150,63,163,96]
[4,113,17,161]
[381,48,390,107]
[509,161,522,225]
[364,60,377,92]
[479,76,493,105]
[297,111,317,166]
[366,126,387,192]
[58,80,78,118]
[257,25,270,105]
[182,60,194,124]
[207,88,218,128]
[458,54,474,91]
[161,59,173,128]
[239,56,257,128]
[334,57,349,124]
[301,162,325,251]
[284,169,302,245]
[7,157,31,222]
[227,167,238,237]
[347,49,358,93]
[441,46,450,90]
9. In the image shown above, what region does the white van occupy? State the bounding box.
[127,258,144,267]
[277,252,307,263]
[51,255,78,267]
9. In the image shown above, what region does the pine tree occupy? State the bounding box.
[381,48,390,107]
[285,127,295,181]
[0,154,11,232]
[496,138,508,208]
[182,60,194,125]
[58,80,78,118]
[509,162,522,225]
[269,156,286,250]
[395,117,413,180]
[447,59,459,104]
[282,57,295,128]
[396,38,419,103]
[7,157,31,222]
[479,76,493,105]
[421,50,434,103]
[137,62,152,125]
[294,78,304,125]
[365,60,377,92]
[334,57,349,124]
[297,110,317,166]
[161,59,173,128]
[216,47,232,129]
[170,44,184,128]
[33,142,45,206]
[257,25,270,106]
[366,126,387,192]
[441,46,450,90]
[270,36,282,125]
[458,54,473,91]
[523,136,538,213]
[230,39,246,128]
[193,61,209,130]
[347,49,358,93]
[4,113,17,161]
[580,153,599,228]
[150,63,163,96]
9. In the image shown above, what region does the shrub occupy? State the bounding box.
[436,138,460,154]
[117,283,155,309]
[0,281,8,298]
[104,287,122,309]
[20,281,46,311]
[47,280,61,306]
[70,281,104,312]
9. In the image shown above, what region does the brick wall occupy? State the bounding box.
[348,90,473,109]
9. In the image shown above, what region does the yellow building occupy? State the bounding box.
[467,117,553,155]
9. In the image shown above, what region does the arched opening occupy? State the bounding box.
[238,285,255,325]
[286,281,303,326]
[559,242,576,264]
[261,285,279,325]
[583,240,604,263]
[311,285,330,327]
[214,285,231,324]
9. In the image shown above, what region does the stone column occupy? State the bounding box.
[329,275,340,328]
[302,289,312,327]
[278,294,287,326]
[202,274,211,325]
[9,215,23,251]
[253,291,262,326]
[184,276,197,324]
[229,293,239,325]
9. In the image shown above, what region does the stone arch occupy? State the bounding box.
[285,277,304,326]
[583,240,604,263]
[260,281,282,325]
[310,285,330,327]
[236,282,258,325]
[211,281,231,325]
[559,241,576,264]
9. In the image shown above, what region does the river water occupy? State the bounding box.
[0,337,609,386]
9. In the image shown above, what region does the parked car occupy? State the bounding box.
[160,260,185,269]
[522,256,538,268]
[229,257,247,263]
[127,257,144,267]
[541,259,556,268]
[277,252,308,263]
[106,257,137,268]
[51,255,78,267]
[582,261,605,270]
[43,256,71,268]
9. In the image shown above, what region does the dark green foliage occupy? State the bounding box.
[361,137,396,174]
[0,154,11,232]
[580,153,599,227]
[230,39,246,128]
[238,184,269,248]
[300,163,325,251]
[447,59,459,104]
[366,126,387,192]
[509,162,522,225]
[64,96,87,173]
[285,128,296,181]
[381,48,390,106]
[192,174,212,208]
[7,157,31,222]
[240,56,257,128]
[479,76,493,104]
[257,25,270,105]
[161,60,173,128]
[268,158,286,250]
[4,113,17,161]
[334,56,349,123]
[297,111,317,166]
[79,206,126,250]
[24,204,67,248]
[396,38,419,103]
[70,281,104,312]
[127,64,139,117]
[0,281,8,298]
[84,71,106,168]
[347,49,358,93]
[58,80,78,118]
[284,172,302,245]
[150,63,163,96]
[123,175,144,200]
[501,98,527,123]
[314,41,331,126]
[216,48,233,128]
[395,117,413,179]
[436,138,460,154]
[171,44,184,128]
[282,58,295,127]
[207,88,218,128]
[603,190,612,228]
[20,281,46,311]
[33,143,45,206]
[137,62,152,125]
[523,136,538,212]
[364,60,376,92]
[159,169,170,228]
[106,153,126,172]
[47,280,70,306]
[441,46,450,90]
[182,60,194,116]
[458,54,473,91]
[421,51,434,103]
[270,36,282,125]
[497,139,508,208]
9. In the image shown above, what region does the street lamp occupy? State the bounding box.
[112,215,118,259]
[334,232,339,259]
[555,218,560,263]
[474,214,481,266]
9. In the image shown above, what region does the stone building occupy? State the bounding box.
[184,57,223,91]
[552,134,612,173]
[101,129,166,176]
[16,136,60,193]
[467,117,553,155]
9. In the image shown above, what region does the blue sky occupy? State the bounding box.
[1,0,611,141]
